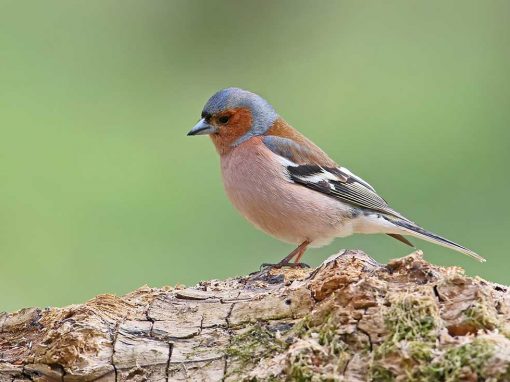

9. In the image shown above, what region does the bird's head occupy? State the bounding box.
[187,88,278,153]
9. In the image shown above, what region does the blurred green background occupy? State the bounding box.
[1,0,509,311]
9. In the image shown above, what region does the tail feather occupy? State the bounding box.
[387,233,415,248]
[391,219,485,262]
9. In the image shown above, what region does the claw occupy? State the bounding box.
[259,262,275,270]
[258,262,310,270]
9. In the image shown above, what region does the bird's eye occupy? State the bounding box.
[218,116,230,124]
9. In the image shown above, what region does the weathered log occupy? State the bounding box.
[1,250,510,381]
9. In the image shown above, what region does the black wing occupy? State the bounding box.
[287,164,408,220]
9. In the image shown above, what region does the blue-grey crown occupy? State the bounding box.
[203,88,278,145]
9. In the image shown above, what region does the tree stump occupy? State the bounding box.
[1,250,510,381]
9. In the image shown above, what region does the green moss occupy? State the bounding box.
[420,339,495,382]
[368,293,508,381]
[285,317,319,381]
[226,323,288,366]
[370,294,439,381]
[247,376,285,382]
[287,315,350,382]
[384,294,439,344]
[370,366,396,382]
[288,361,314,382]
[226,314,352,381]
[464,300,499,331]
[292,314,313,337]
[312,315,347,355]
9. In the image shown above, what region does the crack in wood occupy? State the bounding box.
[165,343,173,382]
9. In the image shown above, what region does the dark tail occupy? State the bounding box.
[391,219,485,262]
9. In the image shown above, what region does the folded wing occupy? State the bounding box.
[262,135,407,220]
[287,164,408,220]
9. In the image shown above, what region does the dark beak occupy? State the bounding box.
[187,118,218,136]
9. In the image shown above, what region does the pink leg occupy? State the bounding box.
[293,240,311,264]
[277,240,310,266]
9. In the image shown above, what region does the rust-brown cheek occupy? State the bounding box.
[210,108,253,155]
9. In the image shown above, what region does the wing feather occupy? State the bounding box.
[262,134,407,220]
[287,165,407,220]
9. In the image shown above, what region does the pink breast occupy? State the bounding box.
[219,138,351,246]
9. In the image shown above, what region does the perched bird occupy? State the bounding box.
[187,88,484,266]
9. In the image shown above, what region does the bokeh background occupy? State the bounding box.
[1,0,509,311]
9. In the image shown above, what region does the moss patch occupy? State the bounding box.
[369,294,507,382]
[371,293,440,381]
[464,300,500,332]
[286,315,351,381]
[383,293,439,344]
[421,339,495,382]
[226,323,288,366]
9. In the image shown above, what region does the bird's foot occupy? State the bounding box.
[259,262,310,271]
[247,261,310,284]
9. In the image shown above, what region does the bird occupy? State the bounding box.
[187,87,484,266]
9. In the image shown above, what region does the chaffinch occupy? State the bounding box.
[187,88,484,265]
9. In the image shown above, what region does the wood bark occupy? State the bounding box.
[1,250,510,381]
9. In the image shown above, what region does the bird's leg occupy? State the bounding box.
[260,240,311,269]
[292,240,311,265]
